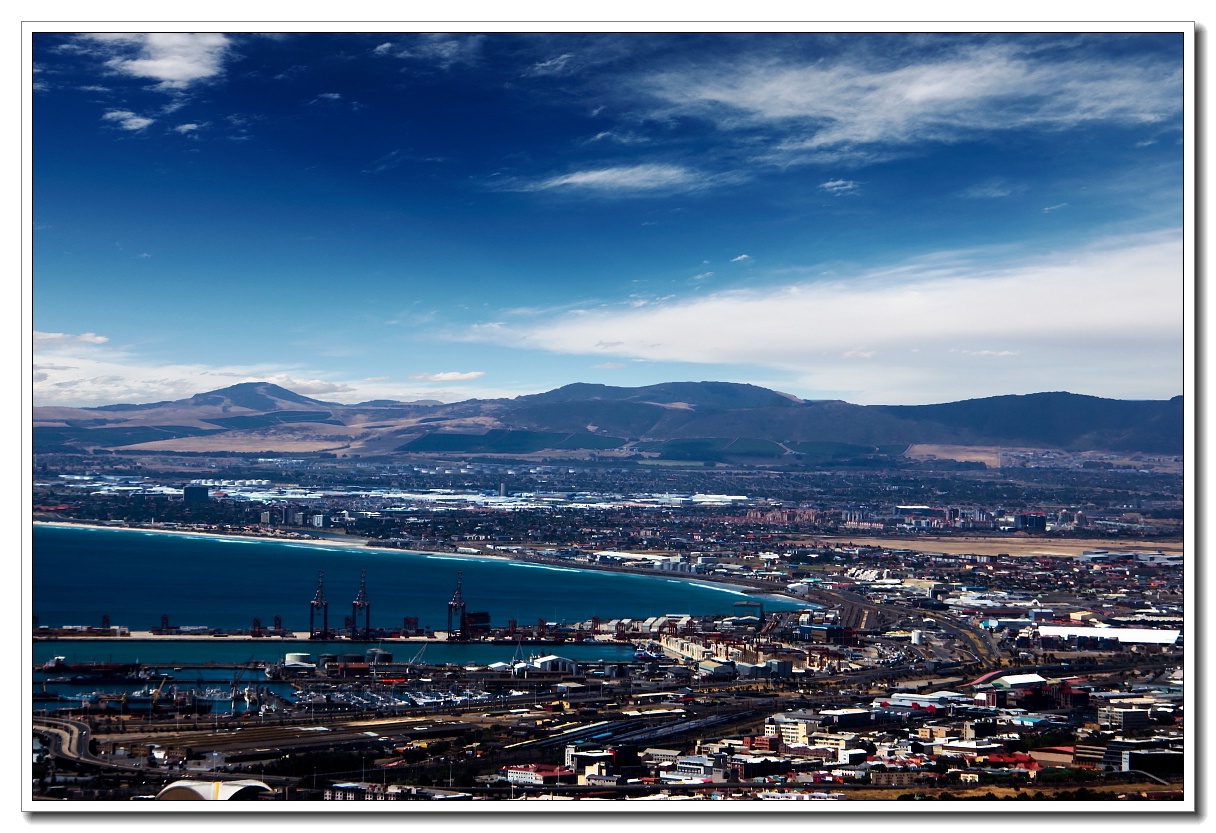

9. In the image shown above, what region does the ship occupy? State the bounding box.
[40,656,140,677]
[634,642,665,661]
[101,687,214,715]
[193,687,238,702]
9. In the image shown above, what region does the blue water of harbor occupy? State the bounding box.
[31,636,646,714]
[32,524,806,645]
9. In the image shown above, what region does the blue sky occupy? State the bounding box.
[29,29,1189,408]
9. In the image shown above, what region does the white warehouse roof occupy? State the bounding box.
[1036,625,1180,644]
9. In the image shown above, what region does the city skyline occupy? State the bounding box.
[29,28,1189,409]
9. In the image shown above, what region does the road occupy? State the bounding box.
[796,586,1003,668]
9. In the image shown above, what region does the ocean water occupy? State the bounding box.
[31,524,805,637]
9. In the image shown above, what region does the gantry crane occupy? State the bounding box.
[309,569,331,640]
[446,571,466,640]
[351,569,371,640]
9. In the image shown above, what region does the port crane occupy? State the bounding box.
[309,570,331,640]
[351,569,371,640]
[446,571,466,640]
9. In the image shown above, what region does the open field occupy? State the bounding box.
[903,444,1004,467]
[903,443,1183,474]
[811,534,1183,557]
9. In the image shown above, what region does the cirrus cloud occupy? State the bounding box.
[820,179,859,195]
[514,163,706,193]
[643,38,1182,167]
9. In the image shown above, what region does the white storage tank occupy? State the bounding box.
[285,652,312,664]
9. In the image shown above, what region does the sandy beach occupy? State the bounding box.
[29,519,798,607]
[30,519,515,562]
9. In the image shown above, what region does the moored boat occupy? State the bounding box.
[41,656,140,676]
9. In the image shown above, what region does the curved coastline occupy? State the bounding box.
[31,519,810,610]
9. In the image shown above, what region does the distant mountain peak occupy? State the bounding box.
[34,380,1182,458]
[518,380,799,410]
[187,382,331,411]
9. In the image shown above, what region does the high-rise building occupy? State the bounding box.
[182,485,210,504]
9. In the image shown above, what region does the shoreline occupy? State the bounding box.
[31,519,515,562]
[31,519,805,608]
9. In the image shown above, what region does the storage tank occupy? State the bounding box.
[910,630,924,646]
[366,648,392,664]
[285,652,312,665]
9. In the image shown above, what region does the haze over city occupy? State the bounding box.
[30,29,1186,409]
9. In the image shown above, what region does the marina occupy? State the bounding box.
[32,640,646,724]
[30,638,646,720]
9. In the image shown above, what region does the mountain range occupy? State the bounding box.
[32,381,1184,464]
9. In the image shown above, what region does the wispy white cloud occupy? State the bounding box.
[260,376,356,398]
[102,109,153,130]
[525,53,575,76]
[1042,202,1068,213]
[584,130,650,145]
[730,254,751,262]
[35,331,109,347]
[513,163,705,193]
[960,178,1025,199]
[642,40,1182,166]
[409,371,486,382]
[372,34,484,69]
[80,33,232,90]
[363,148,446,174]
[820,179,859,195]
[31,332,501,407]
[365,149,407,174]
[32,333,312,407]
[455,230,1183,404]
[172,122,200,134]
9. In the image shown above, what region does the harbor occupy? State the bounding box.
[31,523,807,638]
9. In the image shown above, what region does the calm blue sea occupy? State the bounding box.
[32,524,805,641]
